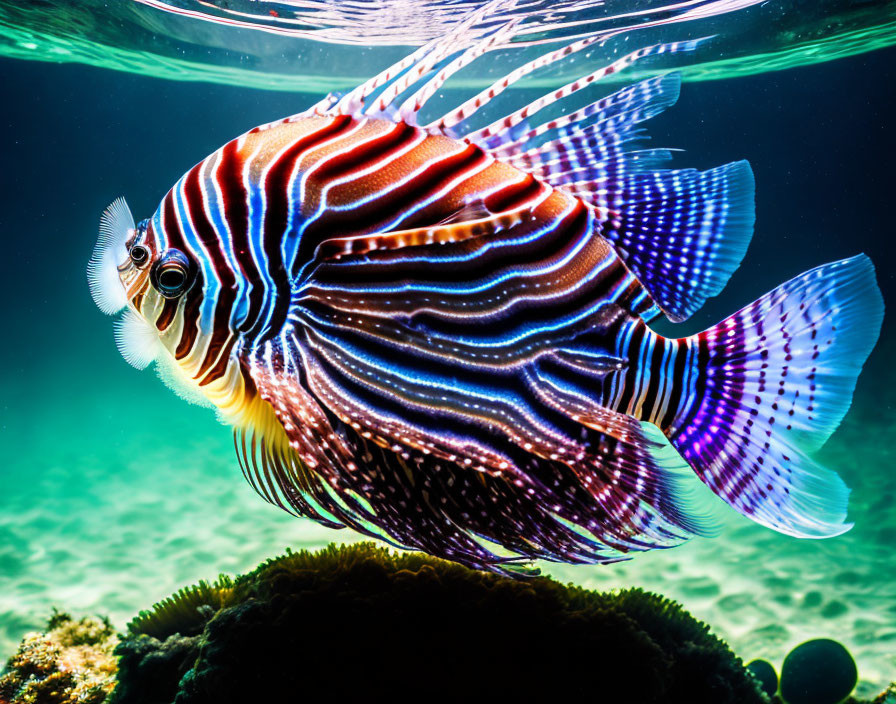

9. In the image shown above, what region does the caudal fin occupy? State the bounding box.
[668,255,883,538]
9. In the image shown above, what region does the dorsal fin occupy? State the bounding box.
[304,0,763,128]
[296,1,757,322]
[596,159,755,322]
[490,73,682,177]
[469,71,756,323]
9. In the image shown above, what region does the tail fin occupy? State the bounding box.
[668,255,883,538]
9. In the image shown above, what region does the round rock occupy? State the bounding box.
[780,638,857,704]
[746,659,778,697]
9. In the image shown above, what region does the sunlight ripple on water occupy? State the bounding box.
[1,0,894,91]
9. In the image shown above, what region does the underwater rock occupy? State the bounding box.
[0,610,117,704]
[113,543,766,704]
[6,548,894,704]
[780,638,858,704]
[747,659,778,697]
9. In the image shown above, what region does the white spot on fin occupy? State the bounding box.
[88,197,134,315]
[114,308,161,370]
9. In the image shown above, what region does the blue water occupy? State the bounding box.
[1,39,893,696]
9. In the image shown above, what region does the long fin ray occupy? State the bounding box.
[316,0,513,118]
[462,39,702,144]
[264,292,717,560]
[300,0,760,133]
[396,18,522,125]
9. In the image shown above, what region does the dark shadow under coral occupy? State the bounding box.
[111,543,765,704]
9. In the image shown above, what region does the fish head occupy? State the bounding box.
[88,195,197,332]
[88,196,255,416]
[88,197,208,389]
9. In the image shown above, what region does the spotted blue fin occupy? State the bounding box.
[670,255,883,537]
[487,72,755,323]
[599,160,755,322]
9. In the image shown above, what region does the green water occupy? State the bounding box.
[1,0,895,90]
[3,353,893,695]
[1,1,894,698]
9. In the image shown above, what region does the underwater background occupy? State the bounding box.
[1,5,894,698]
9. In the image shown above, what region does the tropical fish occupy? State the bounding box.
[88,3,883,574]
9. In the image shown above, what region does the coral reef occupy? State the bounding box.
[113,542,766,704]
[0,611,117,704]
[5,545,891,704]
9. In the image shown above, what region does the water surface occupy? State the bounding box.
[1,0,895,90]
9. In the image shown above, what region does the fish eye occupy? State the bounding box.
[129,244,150,267]
[151,249,193,299]
[126,219,151,251]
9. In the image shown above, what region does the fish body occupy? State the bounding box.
[89,7,883,573]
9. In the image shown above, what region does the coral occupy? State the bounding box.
[109,634,199,704]
[127,576,238,640]
[0,610,117,704]
[114,542,767,704]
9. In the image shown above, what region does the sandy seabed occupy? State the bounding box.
[1,379,893,698]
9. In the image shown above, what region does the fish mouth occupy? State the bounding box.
[87,197,134,315]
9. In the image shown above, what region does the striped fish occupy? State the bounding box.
[88,4,883,574]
